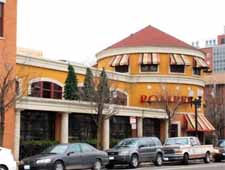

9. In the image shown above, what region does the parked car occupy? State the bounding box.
[0,147,17,170]
[163,136,214,164]
[106,137,164,168]
[214,139,225,162]
[19,143,109,170]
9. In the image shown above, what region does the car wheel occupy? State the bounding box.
[154,153,163,166]
[129,154,139,168]
[0,165,7,170]
[183,153,189,165]
[214,156,221,162]
[93,159,102,170]
[204,152,211,163]
[54,161,65,170]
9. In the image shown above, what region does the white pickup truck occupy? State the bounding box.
[163,136,214,164]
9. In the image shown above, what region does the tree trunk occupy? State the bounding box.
[96,121,103,149]
[167,110,171,138]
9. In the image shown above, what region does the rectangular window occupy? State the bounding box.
[193,67,201,75]
[115,65,129,73]
[141,64,158,72]
[0,3,3,37]
[170,65,185,73]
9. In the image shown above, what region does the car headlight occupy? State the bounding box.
[118,151,129,156]
[36,158,51,164]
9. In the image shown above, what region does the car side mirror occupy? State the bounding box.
[67,152,74,156]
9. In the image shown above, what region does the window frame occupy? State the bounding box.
[140,64,158,73]
[193,67,201,76]
[115,65,129,73]
[30,81,62,99]
[170,65,185,73]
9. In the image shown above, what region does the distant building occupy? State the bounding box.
[193,27,225,73]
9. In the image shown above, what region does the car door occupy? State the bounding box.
[80,143,97,169]
[138,139,151,162]
[190,137,201,158]
[65,144,83,170]
[147,138,157,161]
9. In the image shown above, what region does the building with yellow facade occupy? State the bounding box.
[15,25,214,160]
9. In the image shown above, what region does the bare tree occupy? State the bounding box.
[158,83,189,137]
[205,84,225,140]
[81,68,127,149]
[0,58,36,146]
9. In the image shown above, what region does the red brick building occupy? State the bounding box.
[0,0,17,151]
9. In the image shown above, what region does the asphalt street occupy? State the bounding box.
[110,161,225,170]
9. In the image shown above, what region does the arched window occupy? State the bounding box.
[111,90,128,106]
[30,81,62,99]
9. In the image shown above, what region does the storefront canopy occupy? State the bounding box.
[139,53,160,65]
[193,57,208,68]
[110,54,129,66]
[185,114,215,132]
[170,54,190,65]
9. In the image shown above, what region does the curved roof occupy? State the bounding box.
[105,25,197,50]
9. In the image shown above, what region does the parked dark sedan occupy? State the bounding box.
[214,139,225,162]
[106,137,163,168]
[19,143,109,170]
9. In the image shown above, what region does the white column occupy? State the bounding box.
[165,119,169,140]
[137,117,143,137]
[14,109,22,161]
[102,119,110,150]
[61,112,69,143]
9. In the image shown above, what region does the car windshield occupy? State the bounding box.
[42,145,68,154]
[114,139,138,149]
[217,140,225,147]
[165,138,189,145]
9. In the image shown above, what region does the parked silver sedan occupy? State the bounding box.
[19,143,109,170]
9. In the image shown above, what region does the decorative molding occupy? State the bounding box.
[96,46,205,60]
[17,55,206,87]
[16,97,168,119]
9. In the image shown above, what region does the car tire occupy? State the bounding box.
[214,156,221,162]
[129,154,139,168]
[204,152,211,163]
[183,153,189,165]
[154,153,163,166]
[54,161,65,170]
[92,159,102,170]
[0,165,7,170]
[105,164,114,169]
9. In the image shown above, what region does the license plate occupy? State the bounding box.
[164,157,169,161]
[24,165,30,170]
[109,156,114,160]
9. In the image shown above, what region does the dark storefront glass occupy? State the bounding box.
[143,118,160,138]
[20,110,56,141]
[110,116,132,141]
[69,113,97,142]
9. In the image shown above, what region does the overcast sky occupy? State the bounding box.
[17,0,225,65]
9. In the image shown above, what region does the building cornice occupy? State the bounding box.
[16,97,168,119]
[96,46,205,60]
[16,55,205,87]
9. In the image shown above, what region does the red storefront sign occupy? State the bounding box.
[140,95,192,104]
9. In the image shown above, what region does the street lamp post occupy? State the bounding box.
[191,97,202,137]
[189,90,202,137]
